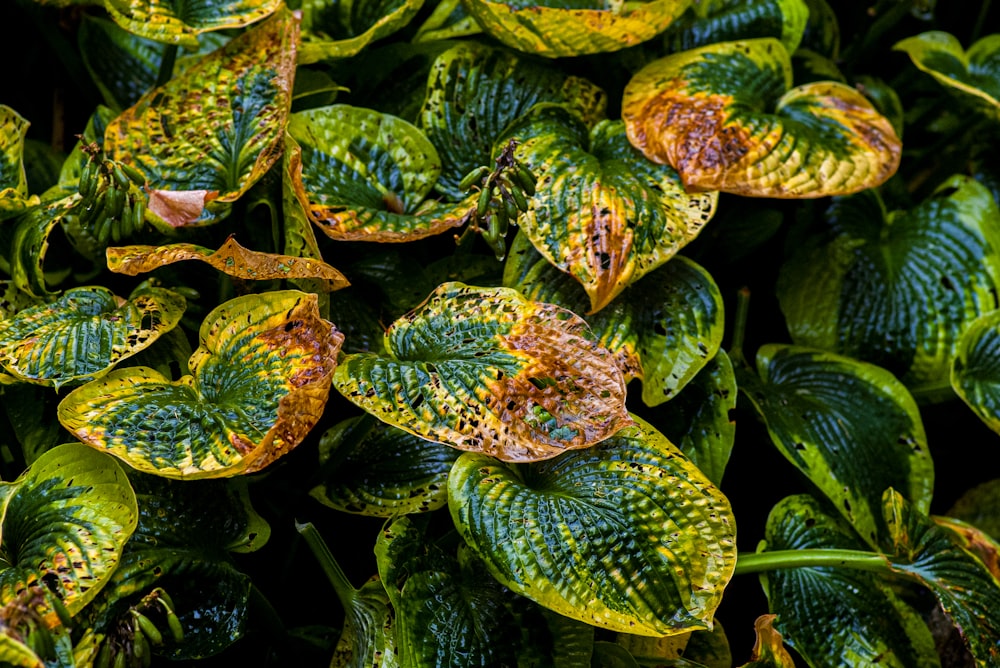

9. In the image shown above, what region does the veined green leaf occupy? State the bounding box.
[501,106,717,313]
[0,284,186,390]
[0,443,138,616]
[449,414,736,635]
[299,0,424,64]
[894,31,1000,121]
[953,309,1000,435]
[101,0,281,48]
[334,282,631,462]
[0,106,37,221]
[103,7,300,228]
[657,0,809,55]
[57,291,342,478]
[738,345,932,548]
[78,15,164,112]
[287,106,473,241]
[777,175,1000,396]
[418,41,607,200]
[461,0,693,58]
[412,0,481,43]
[622,38,901,198]
[947,479,1000,542]
[9,195,79,298]
[799,0,839,58]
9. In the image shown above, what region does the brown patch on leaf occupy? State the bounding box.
[748,615,797,667]
[147,189,219,227]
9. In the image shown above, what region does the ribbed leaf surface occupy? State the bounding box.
[952,310,1000,435]
[658,0,809,54]
[57,291,341,478]
[622,38,901,197]
[334,282,631,462]
[299,0,424,63]
[9,195,78,298]
[449,415,736,635]
[102,0,280,48]
[78,15,164,111]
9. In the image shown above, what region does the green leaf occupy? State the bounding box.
[412,0,482,43]
[9,196,79,298]
[0,285,186,390]
[333,281,631,462]
[505,231,725,406]
[461,0,693,58]
[894,31,1000,121]
[287,105,473,241]
[0,443,138,616]
[777,176,1000,396]
[101,0,281,48]
[57,291,342,478]
[737,345,932,547]
[657,0,809,55]
[622,38,901,198]
[0,106,38,221]
[0,385,64,465]
[78,15,164,112]
[418,41,607,200]
[309,415,459,516]
[952,309,1000,435]
[761,494,940,668]
[448,414,736,635]
[102,7,300,228]
[501,105,718,313]
[947,479,1000,542]
[299,0,424,64]
[799,0,839,58]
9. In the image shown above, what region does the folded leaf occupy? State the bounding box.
[102,0,281,48]
[0,105,37,220]
[299,0,424,63]
[952,310,1000,436]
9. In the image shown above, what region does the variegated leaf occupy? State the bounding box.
[299,0,424,63]
[0,105,37,220]
[102,0,281,48]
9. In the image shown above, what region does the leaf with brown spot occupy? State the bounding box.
[744,615,797,667]
[333,281,631,462]
[101,0,281,48]
[622,38,901,198]
[57,291,342,478]
[106,235,349,292]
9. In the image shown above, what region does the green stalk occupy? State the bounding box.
[156,45,178,88]
[971,0,992,43]
[728,286,751,368]
[296,521,358,612]
[734,548,891,576]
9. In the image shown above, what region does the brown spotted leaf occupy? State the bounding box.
[333,282,632,462]
[101,0,281,49]
[106,235,349,291]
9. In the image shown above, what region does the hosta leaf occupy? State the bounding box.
[738,345,932,547]
[0,106,37,221]
[761,494,939,668]
[412,0,481,43]
[799,0,839,58]
[299,0,424,64]
[947,479,1000,541]
[461,0,693,58]
[0,385,64,465]
[103,7,300,228]
[952,310,1000,435]
[310,415,459,516]
[502,106,717,313]
[449,414,736,635]
[101,0,281,49]
[0,284,186,389]
[0,443,138,615]
[894,31,1000,121]
[505,231,724,406]
[622,38,901,198]
[882,488,1000,667]
[57,290,341,478]
[9,195,79,298]
[78,15,164,112]
[328,575,398,668]
[333,282,631,462]
[657,0,809,55]
[745,616,798,668]
[287,106,473,242]
[418,41,607,200]
[777,176,1000,395]
[106,235,349,292]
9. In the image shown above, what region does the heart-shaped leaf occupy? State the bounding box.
[0,443,138,616]
[102,6,300,228]
[737,345,932,547]
[0,284,186,390]
[657,0,810,55]
[449,414,736,635]
[102,0,281,48]
[298,0,424,63]
[418,41,608,199]
[952,310,1000,436]
[106,235,349,292]
[501,105,718,313]
[57,290,342,478]
[894,31,1000,121]
[334,281,631,462]
[287,106,474,241]
[777,175,1000,395]
[622,38,901,197]
[0,106,37,221]
[504,230,724,406]
[461,0,693,58]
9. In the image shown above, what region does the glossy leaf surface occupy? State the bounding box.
[9,195,78,298]
[947,479,1000,541]
[449,415,736,635]
[106,235,349,292]
[505,231,724,406]
[103,7,299,227]
[777,176,1000,394]
[299,0,424,63]
[102,0,281,48]
[461,0,693,57]
[952,310,1000,435]
[288,106,472,241]
[657,0,809,54]
[335,282,630,462]
[739,345,932,547]
[0,444,138,615]
[78,15,165,111]
[0,106,36,220]
[57,291,341,478]
[622,38,901,197]
[503,106,717,313]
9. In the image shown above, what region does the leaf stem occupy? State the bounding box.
[734,549,891,576]
[156,45,178,88]
[971,0,992,43]
[728,286,751,367]
[296,521,358,612]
